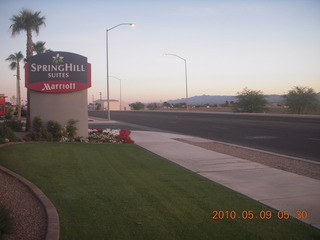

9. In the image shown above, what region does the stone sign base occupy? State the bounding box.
[30,89,88,137]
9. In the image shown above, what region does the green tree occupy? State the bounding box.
[5,51,24,121]
[95,102,101,110]
[130,102,145,110]
[10,9,46,58]
[163,102,172,108]
[10,9,46,130]
[233,88,267,113]
[32,41,46,54]
[33,41,53,54]
[173,102,187,108]
[147,103,158,110]
[284,86,319,114]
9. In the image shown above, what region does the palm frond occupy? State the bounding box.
[10,9,46,36]
[5,51,24,70]
[9,62,17,70]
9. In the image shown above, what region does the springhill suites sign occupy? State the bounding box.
[26,51,91,93]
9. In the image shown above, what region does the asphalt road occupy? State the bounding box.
[89,111,320,162]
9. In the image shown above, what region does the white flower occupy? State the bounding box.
[109,129,120,136]
[52,53,64,63]
[60,136,69,142]
[103,128,111,134]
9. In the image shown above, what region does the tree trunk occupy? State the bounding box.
[17,61,21,121]
[27,29,33,58]
[26,29,33,131]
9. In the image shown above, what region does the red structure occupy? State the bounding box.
[0,94,6,115]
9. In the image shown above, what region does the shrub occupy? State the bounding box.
[46,120,62,141]
[0,124,20,144]
[40,129,53,141]
[130,102,145,110]
[29,117,78,142]
[27,129,53,142]
[3,119,23,132]
[27,117,53,141]
[32,116,43,132]
[4,106,12,120]
[65,119,78,138]
[28,131,42,141]
[0,205,13,240]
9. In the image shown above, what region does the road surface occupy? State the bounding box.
[89,111,320,162]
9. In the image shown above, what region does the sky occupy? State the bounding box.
[1,0,320,104]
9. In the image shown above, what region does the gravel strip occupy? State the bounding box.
[176,138,320,180]
[0,169,47,240]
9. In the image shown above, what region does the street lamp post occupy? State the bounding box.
[106,23,135,120]
[110,76,122,110]
[164,53,189,111]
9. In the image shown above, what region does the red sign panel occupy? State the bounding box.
[0,96,5,115]
[26,52,91,93]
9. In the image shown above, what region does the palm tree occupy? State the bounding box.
[10,9,46,130]
[33,41,46,54]
[10,9,46,58]
[33,41,53,54]
[5,51,24,120]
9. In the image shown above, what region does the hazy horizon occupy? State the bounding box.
[1,0,319,104]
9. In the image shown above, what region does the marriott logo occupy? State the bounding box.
[42,82,76,91]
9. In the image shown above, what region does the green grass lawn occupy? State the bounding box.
[0,143,319,240]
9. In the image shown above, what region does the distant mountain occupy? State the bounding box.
[264,95,285,104]
[167,95,236,105]
[167,94,287,105]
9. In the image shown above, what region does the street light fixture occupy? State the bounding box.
[164,53,189,111]
[106,23,135,120]
[110,76,122,111]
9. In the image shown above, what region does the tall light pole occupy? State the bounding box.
[110,76,122,110]
[164,53,189,111]
[106,23,135,120]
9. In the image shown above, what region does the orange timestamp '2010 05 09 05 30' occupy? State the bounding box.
[211,210,308,220]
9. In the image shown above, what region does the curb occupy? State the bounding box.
[0,165,60,240]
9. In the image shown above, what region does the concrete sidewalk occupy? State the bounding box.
[130,130,320,229]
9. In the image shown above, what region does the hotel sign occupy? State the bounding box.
[25,51,91,93]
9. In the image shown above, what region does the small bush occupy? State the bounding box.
[65,119,78,138]
[0,124,20,144]
[32,116,43,132]
[27,129,53,142]
[28,131,42,141]
[0,205,13,240]
[29,117,78,142]
[4,106,12,120]
[40,129,53,141]
[3,119,23,132]
[46,120,62,141]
